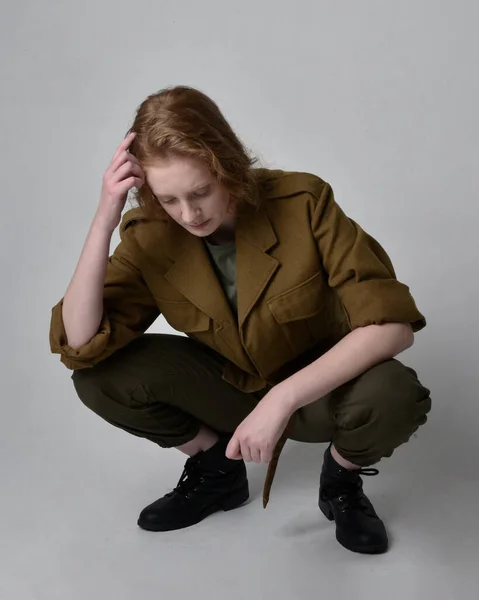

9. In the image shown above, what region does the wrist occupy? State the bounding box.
[263,381,298,416]
[91,214,116,237]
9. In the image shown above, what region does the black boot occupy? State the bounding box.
[318,444,389,554]
[137,436,249,531]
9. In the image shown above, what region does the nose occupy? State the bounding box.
[182,203,200,224]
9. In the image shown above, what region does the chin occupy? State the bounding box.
[190,228,211,236]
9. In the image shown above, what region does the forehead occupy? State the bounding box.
[144,155,213,196]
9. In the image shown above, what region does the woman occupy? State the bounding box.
[49,85,431,555]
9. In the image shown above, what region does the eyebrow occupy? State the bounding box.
[155,183,211,201]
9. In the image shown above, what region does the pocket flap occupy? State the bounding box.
[267,272,324,324]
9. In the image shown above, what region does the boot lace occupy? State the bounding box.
[170,455,206,500]
[325,467,379,516]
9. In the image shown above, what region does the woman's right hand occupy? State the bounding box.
[94,131,145,233]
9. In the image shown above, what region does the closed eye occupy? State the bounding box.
[192,187,210,198]
[157,185,211,204]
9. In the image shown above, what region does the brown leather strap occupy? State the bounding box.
[262,417,295,508]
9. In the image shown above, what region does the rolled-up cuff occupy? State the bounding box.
[49,298,111,370]
[339,279,426,332]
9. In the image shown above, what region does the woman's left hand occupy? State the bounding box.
[225,391,294,463]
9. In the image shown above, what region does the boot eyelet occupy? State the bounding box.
[199,477,205,483]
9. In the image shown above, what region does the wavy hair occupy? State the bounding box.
[126,85,261,220]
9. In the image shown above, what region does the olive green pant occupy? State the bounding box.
[71,333,431,466]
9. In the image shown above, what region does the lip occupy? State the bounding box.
[189,219,210,229]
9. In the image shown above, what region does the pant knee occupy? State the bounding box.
[370,360,432,436]
[71,365,142,417]
[71,368,106,417]
[334,360,432,464]
[70,366,200,448]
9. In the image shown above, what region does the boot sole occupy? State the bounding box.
[318,497,388,554]
[138,482,250,532]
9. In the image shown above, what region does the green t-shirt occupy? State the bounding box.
[204,238,237,314]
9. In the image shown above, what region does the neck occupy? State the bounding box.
[207,217,236,245]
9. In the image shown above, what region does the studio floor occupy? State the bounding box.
[2,400,477,600]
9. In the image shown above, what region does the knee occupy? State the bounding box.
[71,355,174,419]
[71,361,141,418]
[359,359,432,437]
[71,366,109,415]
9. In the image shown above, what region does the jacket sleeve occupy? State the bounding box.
[49,229,161,370]
[310,179,426,332]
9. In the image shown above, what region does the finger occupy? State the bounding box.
[111,133,135,166]
[126,162,144,182]
[112,131,136,163]
[112,160,145,187]
[226,437,242,460]
[251,447,262,463]
[116,177,138,197]
[260,449,272,464]
[124,176,144,191]
[122,150,141,166]
[240,442,252,463]
[112,161,144,189]
[110,161,141,185]
[110,151,142,176]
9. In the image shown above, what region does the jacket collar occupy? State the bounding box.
[163,200,279,329]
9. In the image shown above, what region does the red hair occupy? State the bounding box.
[126,85,261,220]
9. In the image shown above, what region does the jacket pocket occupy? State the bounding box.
[267,272,326,355]
[155,300,211,333]
[267,271,325,323]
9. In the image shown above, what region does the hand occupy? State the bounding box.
[94,131,145,233]
[226,392,293,463]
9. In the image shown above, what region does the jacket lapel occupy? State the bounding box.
[235,203,279,328]
[163,201,279,331]
[163,223,235,327]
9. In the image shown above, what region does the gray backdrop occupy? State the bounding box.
[2,1,478,599]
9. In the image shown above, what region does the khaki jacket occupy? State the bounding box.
[50,169,426,393]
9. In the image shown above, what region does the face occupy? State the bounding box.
[144,154,236,239]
